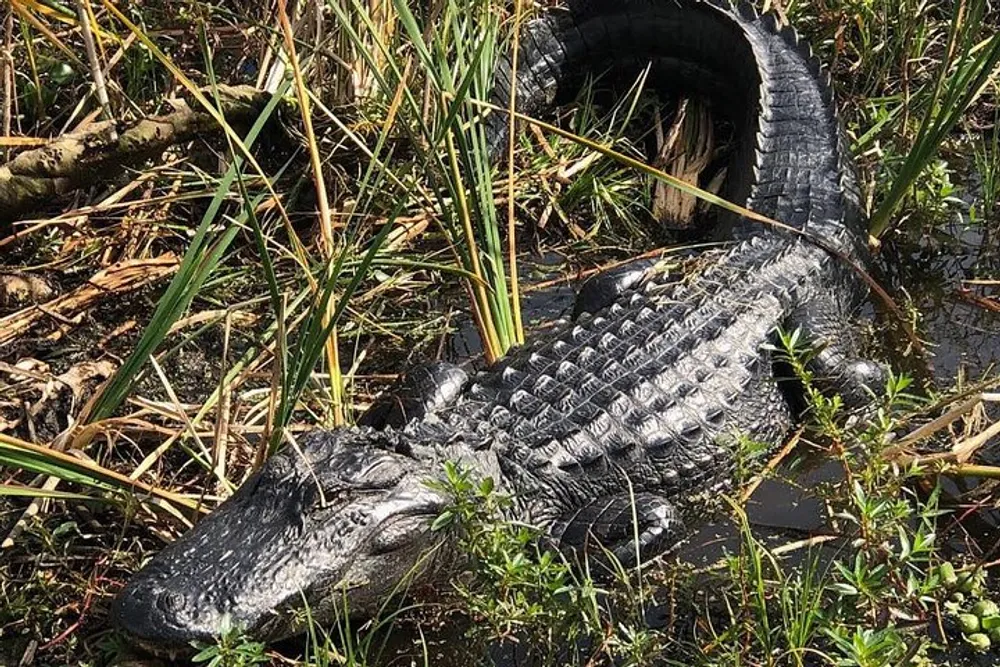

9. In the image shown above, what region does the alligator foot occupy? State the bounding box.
[573,259,661,319]
[786,288,888,409]
[358,361,468,429]
[551,492,683,572]
[808,349,888,409]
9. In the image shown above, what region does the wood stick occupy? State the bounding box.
[0,255,178,346]
[0,84,273,225]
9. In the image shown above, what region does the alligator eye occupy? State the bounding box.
[156,590,186,615]
[357,457,406,489]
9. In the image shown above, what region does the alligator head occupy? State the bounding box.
[113,428,451,651]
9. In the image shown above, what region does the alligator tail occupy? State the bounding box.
[488,0,867,258]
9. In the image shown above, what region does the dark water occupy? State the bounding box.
[883,222,1000,383]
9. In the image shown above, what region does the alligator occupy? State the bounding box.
[113,0,888,649]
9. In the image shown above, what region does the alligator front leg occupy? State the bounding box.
[358,361,468,429]
[786,286,888,409]
[550,492,683,570]
[573,258,661,319]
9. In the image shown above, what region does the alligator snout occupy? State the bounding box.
[113,575,218,650]
[113,432,459,648]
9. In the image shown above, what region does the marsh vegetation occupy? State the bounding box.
[2,0,1000,665]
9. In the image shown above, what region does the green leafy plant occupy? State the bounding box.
[192,623,270,667]
[430,462,599,657]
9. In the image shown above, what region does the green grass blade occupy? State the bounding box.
[0,485,106,502]
[87,83,289,422]
[0,434,200,510]
[870,1,1000,236]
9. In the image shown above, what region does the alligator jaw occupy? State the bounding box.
[113,429,450,648]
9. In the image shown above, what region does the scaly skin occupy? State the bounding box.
[114,0,886,649]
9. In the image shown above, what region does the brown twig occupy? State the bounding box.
[0,84,273,226]
[955,288,1000,312]
[884,392,1000,471]
[945,463,1000,480]
[740,427,804,503]
[2,5,14,158]
[213,313,233,495]
[0,255,179,346]
[75,0,114,125]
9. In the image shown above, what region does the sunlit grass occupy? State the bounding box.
[870,0,1000,237]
